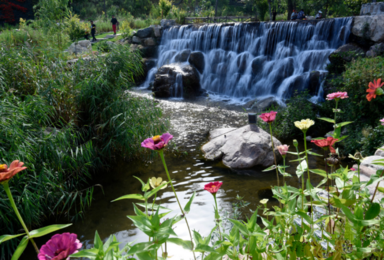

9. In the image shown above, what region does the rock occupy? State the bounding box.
[138,45,158,58]
[142,58,157,72]
[329,43,365,63]
[143,37,156,46]
[175,50,191,62]
[284,75,306,97]
[150,25,162,38]
[152,64,201,98]
[67,40,92,55]
[106,41,114,46]
[136,27,153,38]
[352,15,384,43]
[360,2,384,15]
[361,156,384,172]
[251,56,267,75]
[161,19,177,28]
[366,42,384,57]
[201,125,282,169]
[375,146,384,157]
[308,71,322,96]
[254,97,280,112]
[132,36,142,44]
[188,51,205,73]
[306,136,312,141]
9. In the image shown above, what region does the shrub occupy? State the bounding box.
[65,12,86,41]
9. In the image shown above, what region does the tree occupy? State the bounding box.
[159,0,172,18]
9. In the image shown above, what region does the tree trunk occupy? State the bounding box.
[287,0,293,20]
[215,0,218,17]
[268,0,272,21]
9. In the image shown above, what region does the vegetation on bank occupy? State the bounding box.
[0,23,168,260]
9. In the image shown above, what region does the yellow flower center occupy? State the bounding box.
[0,164,7,172]
[152,135,161,143]
[211,185,216,188]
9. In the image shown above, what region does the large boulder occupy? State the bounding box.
[152,64,201,98]
[136,27,153,38]
[138,45,158,58]
[188,51,205,73]
[132,36,142,44]
[150,25,162,38]
[329,43,365,63]
[143,37,156,46]
[352,15,384,43]
[201,125,282,169]
[142,58,157,72]
[175,50,191,62]
[68,40,92,55]
[246,97,281,112]
[161,19,177,28]
[375,146,384,157]
[366,42,384,57]
[251,56,267,75]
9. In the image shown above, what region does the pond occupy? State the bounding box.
[23,91,330,260]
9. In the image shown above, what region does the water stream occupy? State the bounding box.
[22,92,330,260]
[141,18,352,103]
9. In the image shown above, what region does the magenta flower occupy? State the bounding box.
[350,168,356,171]
[38,233,82,260]
[260,111,277,123]
[277,145,289,156]
[141,133,173,150]
[326,92,348,101]
[380,118,384,126]
[204,181,223,194]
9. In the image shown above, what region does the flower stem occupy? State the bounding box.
[2,181,39,254]
[371,170,384,203]
[152,194,157,214]
[213,193,222,240]
[294,144,305,231]
[268,123,281,208]
[159,150,196,260]
[283,157,286,185]
[303,131,313,226]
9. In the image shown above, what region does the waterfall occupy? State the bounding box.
[173,73,184,98]
[141,18,352,103]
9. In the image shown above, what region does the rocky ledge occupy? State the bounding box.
[202,125,282,169]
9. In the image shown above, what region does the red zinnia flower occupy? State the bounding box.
[366,79,384,102]
[38,233,82,260]
[260,111,277,123]
[204,181,223,194]
[311,137,338,154]
[0,160,27,184]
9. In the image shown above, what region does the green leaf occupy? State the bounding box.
[365,203,380,220]
[318,117,335,123]
[144,182,168,200]
[307,150,323,157]
[134,176,150,192]
[228,219,249,236]
[112,193,145,202]
[262,165,276,172]
[0,233,25,244]
[310,169,329,178]
[70,248,99,258]
[335,121,353,128]
[127,242,154,255]
[295,211,313,225]
[94,230,103,250]
[167,238,193,251]
[11,236,28,260]
[195,244,216,253]
[136,203,170,210]
[29,224,72,238]
[183,191,196,214]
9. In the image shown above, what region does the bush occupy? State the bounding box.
[360,124,384,155]
[65,12,86,41]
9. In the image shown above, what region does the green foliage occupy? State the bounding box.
[159,0,172,19]
[360,125,384,156]
[65,12,86,41]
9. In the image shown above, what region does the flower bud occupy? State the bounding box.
[293,139,298,147]
[375,87,384,96]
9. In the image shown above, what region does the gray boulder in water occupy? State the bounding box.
[175,49,191,62]
[202,125,282,169]
[188,52,205,73]
[152,64,200,98]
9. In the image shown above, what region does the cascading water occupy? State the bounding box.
[141,18,352,103]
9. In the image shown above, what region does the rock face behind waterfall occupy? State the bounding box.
[152,64,201,98]
[202,125,282,169]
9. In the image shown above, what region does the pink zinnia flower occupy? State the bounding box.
[0,160,27,184]
[38,233,82,260]
[380,118,384,126]
[350,168,356,171]
[141,133,173,150]
[277,145,289,156]
[204,181,223,194]
[326,92,348,101]
[260,111,277,123]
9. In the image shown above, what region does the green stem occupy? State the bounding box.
[358,163,361,194]
[371,170,384,203]
[213,194,222,240]
[283,156,286,185]
[159,150,196,260]
[152,194,157,214]
[2,182,39,254]
[334,100,338,127]
[303,131,313,227]
[294,144,304,231]
[269,123,281,208]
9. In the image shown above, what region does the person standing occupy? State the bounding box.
[90,20,97,42]
[291,10,297,20]
[111,15,118,35]
[316,10,323,19]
